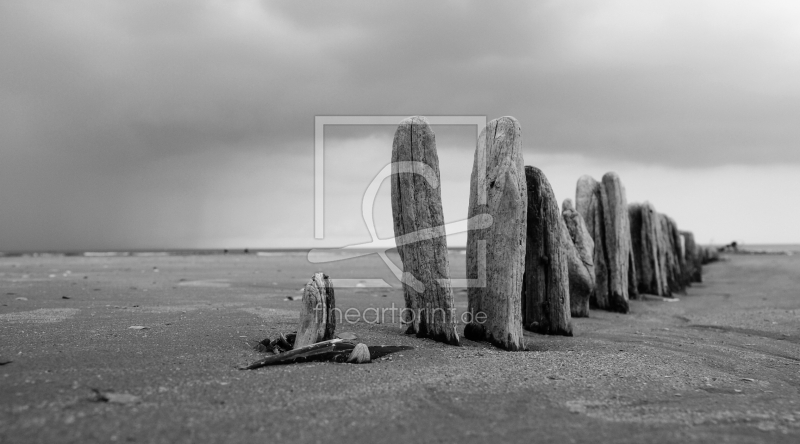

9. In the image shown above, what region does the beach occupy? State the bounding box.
[1,252,799,443]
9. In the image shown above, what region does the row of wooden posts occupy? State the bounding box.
[389,115,713,351]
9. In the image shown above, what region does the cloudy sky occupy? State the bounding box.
[2,0,799,251]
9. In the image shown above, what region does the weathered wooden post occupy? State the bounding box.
[562,199,595,318]
[294,272,336,349]
[465,116,527,351]
[659,214,686,295]
[390,116,460,346]
[575,176,608,307]
[681,231,702,283]
[600,172,635,312]
[522,167,572,336]
[629,202,664,295]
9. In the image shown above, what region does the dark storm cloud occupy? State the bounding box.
[3,0,799,168]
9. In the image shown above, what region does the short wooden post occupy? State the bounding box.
[294,273,336,349]
[562,199,595,318]
[390,116,460,345]
[465,116,527,351]
[522,167,572,335]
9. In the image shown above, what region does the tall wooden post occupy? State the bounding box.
[465,116,527,351]
[522,167,572,336]
[629,202,664,295]
[390,116,460,345]
[599,172,634,312]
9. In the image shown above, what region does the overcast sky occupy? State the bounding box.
[2,0,800,251]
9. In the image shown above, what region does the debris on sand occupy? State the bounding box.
[0,359,12,366]
[347,343,370,363]
[242,336,412,369]
[90,389,141,405]
[128,326,149,330]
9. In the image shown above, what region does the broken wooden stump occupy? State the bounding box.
[562,199,595,318]
[390,116,460,346]
[681,231,702,283]
[522,167,572,335]
[294,273,336,349]
[629,202,664,296]
[465,116,527,351]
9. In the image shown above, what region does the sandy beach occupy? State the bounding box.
[1,252,799,443]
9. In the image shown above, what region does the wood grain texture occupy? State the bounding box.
[522,167,572,335]
[294,273,335,349]
[390,116,460,346]
[629,202,664,296]
[465,116,527,351]
[599,172,632,313]
[562,199,595,318]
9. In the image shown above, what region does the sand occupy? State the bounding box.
[1,252,799,443]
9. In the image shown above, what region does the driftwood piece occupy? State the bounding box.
[390,116,460,345]
[294,273,336,349]
[681,231,702,283]
[600,172,634,312]
[522,167,572,336]
[465,116,527,351]
[562,199,595,318]
[242,339,414,369]
[629,202,664,295]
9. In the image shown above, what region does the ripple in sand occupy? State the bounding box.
[0,308,80,324]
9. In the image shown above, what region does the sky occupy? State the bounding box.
[1,0,800,251]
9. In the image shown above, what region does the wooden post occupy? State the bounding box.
[294,273,336,349]
[681,231,702,283]
[575,175,609,309]
[659,214,685,295]
[390,116,460,346]
[629,202,664,295]
[522,167,572,336]
[465,116,527,351]
[594,172,633,313]
[562,199,595,318]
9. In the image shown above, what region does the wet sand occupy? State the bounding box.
[1,252,799,443]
